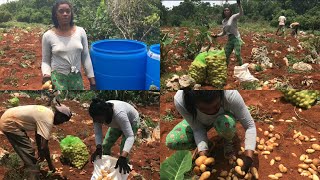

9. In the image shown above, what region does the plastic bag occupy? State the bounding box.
[60,135,89,169]
[91,155,131,180]
[234,63,259,82]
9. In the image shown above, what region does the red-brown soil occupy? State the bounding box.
[0,27,90,90]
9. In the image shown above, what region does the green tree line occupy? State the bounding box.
[0,0,160,44]
[161,0,320,31]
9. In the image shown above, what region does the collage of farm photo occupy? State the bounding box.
[0,0,319,180]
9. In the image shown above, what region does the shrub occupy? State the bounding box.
[0,10,12,23]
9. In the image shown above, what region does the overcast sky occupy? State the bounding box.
[0,0,17,5]
[162,0,237,8]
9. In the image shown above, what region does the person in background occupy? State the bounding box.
[41,0,96,90]
[212,0,244,66]
[89,98,140,174]
[0,104,72,180]
[166,90,257,175]
[290,22,300,38]
[276,14,286,36]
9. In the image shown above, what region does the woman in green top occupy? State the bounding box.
[212,0,243,66]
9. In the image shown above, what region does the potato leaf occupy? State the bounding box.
[160,150,192,180]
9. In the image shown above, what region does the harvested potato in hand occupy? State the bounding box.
[42,80,53,90]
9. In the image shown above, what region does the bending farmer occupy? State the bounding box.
[276,15,286,36]
[166,90,256,175]
[0,104,72,180]
[89,99,140,174]
[212,0,244,66]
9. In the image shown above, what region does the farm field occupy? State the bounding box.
[160,90,320,179]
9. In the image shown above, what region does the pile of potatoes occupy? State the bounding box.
[189,61,207,84]
[42,80,53,90]
[256,125,281,159]
[97,169,113,180]
[282,90,319,109]
[293,130,317,145]
[193,155,260,180]
[193,156,215,180]
[206,55,227,88]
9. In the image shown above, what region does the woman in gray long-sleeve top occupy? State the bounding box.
[41,0,96,90]
[212,0,244,66]
[166,90,256,174]
[89,98,140,174]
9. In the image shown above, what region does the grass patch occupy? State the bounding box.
[255,64,263,72]
[0,21,48,29]
[22,53,36,60]
[161,109,175,122]
[4,77,18,87]
[23,74,36,80]
[240,81,260,90]
[144,116,158,128]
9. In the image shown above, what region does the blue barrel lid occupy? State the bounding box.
[150,44,160,54]
[91,39,147,54]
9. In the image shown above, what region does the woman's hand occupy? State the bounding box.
[88,77,96,90]
[199,150,208,156]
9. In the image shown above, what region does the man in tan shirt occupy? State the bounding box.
[0,104,72,180]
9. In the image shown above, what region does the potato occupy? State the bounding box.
[42,80,52,89]
[265,146,273,151]
[264,131,269,136]
[199,171,211,180]
[259,138,265,145]
[298,163,309,169]
[304,159,313,164]
[308,168,317,175]
[268,175,279,179]
[257,145,264,150]
[211,169,217,173]
[299,135,305,141]
[97,176,103,180]
[200,164,207,172]
[312,144,320,151]
[272,143,279,147]
[274,173,282,178]
[236,158,244,167]
[313,174,320,180]
[279,164,288,173]
[293,132,301,139]
[204,157,215,166]
[220,170,228,177]
[275,134,281,139]
[300,154,307,161]
[310,138,317,142]
[268,125,274,131]
[310,164,317,171]
[298,168,303,173]
[193,166,201,175]
[261,151,270,155]
[312,158,320,166]
[268,133,274,138]
[195,156,207,166]
[251,167,259,179]
[235,166,244,176]
[275,156,281,161]
[244,173,252,179]
[270,159,275,166]
[306,149,316,154]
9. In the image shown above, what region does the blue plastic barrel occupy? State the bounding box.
[145,44,160,90]
[90,39,147,90]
